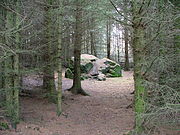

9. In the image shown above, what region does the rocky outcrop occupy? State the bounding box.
[65,54,122,81]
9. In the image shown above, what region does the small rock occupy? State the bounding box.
[97,73,106,81]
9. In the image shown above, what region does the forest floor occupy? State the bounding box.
[0,71,135,135]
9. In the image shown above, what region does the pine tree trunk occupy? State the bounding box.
[5,0,14,121]
[64,22,70,67]
[107,19,111,59]
[12,0,21,126]
[132,0,147,132]
[70,0,88,96]
[56,0,63,116]
[117,34,121,63]
[0,64,3,89]
[0,4,5,89]
[43,0,55,100]
[90,18,97,56]
[133,25,146,132]
[123,0,130,71]
[90,32,97,56]
[86,21,90,54]
[4,0,21,127]
[170,0,180,91]
[4,57,13,118]
[124,27,130,71]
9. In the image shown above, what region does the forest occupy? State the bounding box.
[0,0,179,135]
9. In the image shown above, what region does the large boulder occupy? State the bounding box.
[89,62,99,76]
[81,62,93,73]
[70,54,98,74]
[80,54,98,65]
[80,54,97,73]
[92,58,122,77]
[65,54,122,80]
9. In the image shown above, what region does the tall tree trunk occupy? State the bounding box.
[0,3,5,89]
[132,0,147,132]
[90,18,97,56]
[56,0,63,116]
[0,64,4,89]
[70,0,88,96]
[133,25,146,133]
[123,0,130,71]
[170,0,180,74]
[5,0,14,122]
[4,0,21,128]
[86,21,90,54]
[43,0,55,100]
[64,22,71,67]
[13,0,21,126]
[90,32,97,56]
[124,27,130,71]
[117,35,120,63]
[107,19,111,59]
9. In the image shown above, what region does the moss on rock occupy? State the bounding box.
[0,122,9,130]
[81,62,93,73]
[65,54,122,81]
[109,65,122,77]
[65,68,73,79]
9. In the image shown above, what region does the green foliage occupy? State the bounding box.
[109,65,122,77]
[65,68,73,79]
[0,122,9,130]
[104,61,116,66]
[134,79,145,132]
[81,63,93,73]
[101,67,110,74]
[131,0,180,134]
[170,0,180,7]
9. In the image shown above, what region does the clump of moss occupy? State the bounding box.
[0,122,9,130]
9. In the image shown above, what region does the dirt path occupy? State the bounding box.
[0,71,134,135]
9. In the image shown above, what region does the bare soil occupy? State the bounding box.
[0,71,135,135]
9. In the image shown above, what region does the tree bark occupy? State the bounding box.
[132,0,147,132]
[4,0,21,128]
[5,0,14,123]
[64,22,71,67]
[70,0,88,96]
[117,35,120,63]
[43,0,56,100]
[56,0,63,116]
[0,4,5,89]
[124,27,130,71]
[90,18,97,56]
[13,0,21,126]
[107,19,111,59]
[123,0,130,71]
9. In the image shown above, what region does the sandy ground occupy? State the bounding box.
[0,71,135,135]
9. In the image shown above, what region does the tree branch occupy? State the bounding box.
[109,0,133,23]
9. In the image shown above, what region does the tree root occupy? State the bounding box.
[67,87,89,96]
